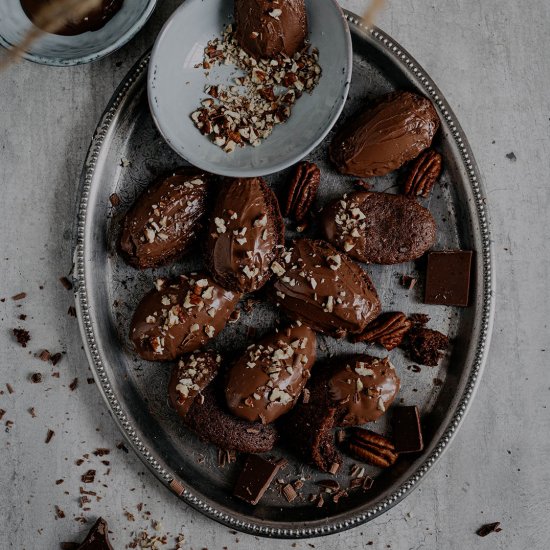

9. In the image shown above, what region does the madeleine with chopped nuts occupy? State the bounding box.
[328,355,400,426]
[271,239,381,338]
[168,351,221,417]
[119,168,212,269]
[225,325,316,423]
[205,177,284,293]
[129,274,240,361]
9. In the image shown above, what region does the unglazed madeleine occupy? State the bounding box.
[184,383,278,453]
[168,350,221,417]
[205,177,284,293]
[330,91,440,177]
[321,191,436,264]
[119,168,211,269]
[129,274,240,361]
[271,239,381,337]
[225,325,316,424]
[328,355,400,426]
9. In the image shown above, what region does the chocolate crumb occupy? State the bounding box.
[28,407,37,418]
[30,373,42,383]
[87,378,95,384]
[67,306,77,317]
[81,470,96,483]
[59,277,73,291]
[408,313,430,326]
[13,328,30,347]
[19,314,27,320]
[69,378,78,391]
[45,429,55,443]
[401,275,417,289]
[0,409,5,421]
[282,483,298,502]
[93,448,110,457]
[6,383,14,394]
[109,193,121,207]
[476,522,502,537]
[54,505,65,519]
[38,349,51,362]
[116,442,129,453]
[406,327,449,366]
[55,479,64,485]
[12,292,27,300]
[50,352,63,366]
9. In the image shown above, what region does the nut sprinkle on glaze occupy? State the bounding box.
[328,355,400,426]
[225,325,316,424]
[191,24,321,152]
[168,351,221,417]
[271,239,381,338]
[329,91,440,177]
[321,191,436,265]
[119,169,211,269]
[130,274,240,361]
[205,177,284,293]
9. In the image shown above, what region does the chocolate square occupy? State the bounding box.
[391,406,423,453]
[233,454,281,505]
[424,250,473,306]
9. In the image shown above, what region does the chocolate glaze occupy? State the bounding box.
[225,325,316,424]
[271,239,381,337]
[184,383,278,453]
[20,0,123,36]
[234,0,307,59]
[205,177,284,293]
[130,274,240,362]
[168,351,221,417]
[330,91,440,177]
[321,191,436,264]
[120,168,211,269]
[328,355,400,426]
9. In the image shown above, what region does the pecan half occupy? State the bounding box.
[353,312,412,350]
[347,428,397,468]
[285,161,321,222]
[403,149,442,198]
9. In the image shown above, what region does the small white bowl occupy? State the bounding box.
[148,0,352,177]
[0,0,157,66]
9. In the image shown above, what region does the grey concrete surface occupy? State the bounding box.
[1,1,549,548]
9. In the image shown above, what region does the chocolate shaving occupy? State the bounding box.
[6,383,14,394]
[476,522,502,537]
[0,409,5,421]
[81,470,96,483]
[282,483,298,502]
[45,429,55,443]
[68,306,77,317]
[69,378,78,391]
[59,276,73,290]
[12,292,27,300]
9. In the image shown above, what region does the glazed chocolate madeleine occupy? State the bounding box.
[330,91,440,177]
[271,239,381,337]
[119,168,211,269]
[130,273,240,362]
[205,177,284,293]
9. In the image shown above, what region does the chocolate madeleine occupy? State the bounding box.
[119,168,211,269]
[130,274,240,361]
[271,239,381,338]
[205,177,284,293]
[235,0,307,59]
[225,325,316,424]
[321,191,436,264]
[184,383,278,453]
[169,351,221,417]
[328,355,400,426]
[330,91,440,177]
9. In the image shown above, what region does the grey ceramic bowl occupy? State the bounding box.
[0,0,157,66]
[148,0,352,177]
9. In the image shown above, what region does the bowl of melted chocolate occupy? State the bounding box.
[0,0,157,66]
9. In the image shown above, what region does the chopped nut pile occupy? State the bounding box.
[191,24,322,152]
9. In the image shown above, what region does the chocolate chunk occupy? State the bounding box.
[233,454,281,505]
[476,522,502,537]
[321,191,436,265]
[391,406,424,453]
[13,328,30,347]
[74,517,114,549]
[407,327,449,366]
[329,91,440,177]
[234,0,307,59]
[424,250,473,306]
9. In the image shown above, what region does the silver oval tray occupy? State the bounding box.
[74,12,494,538]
